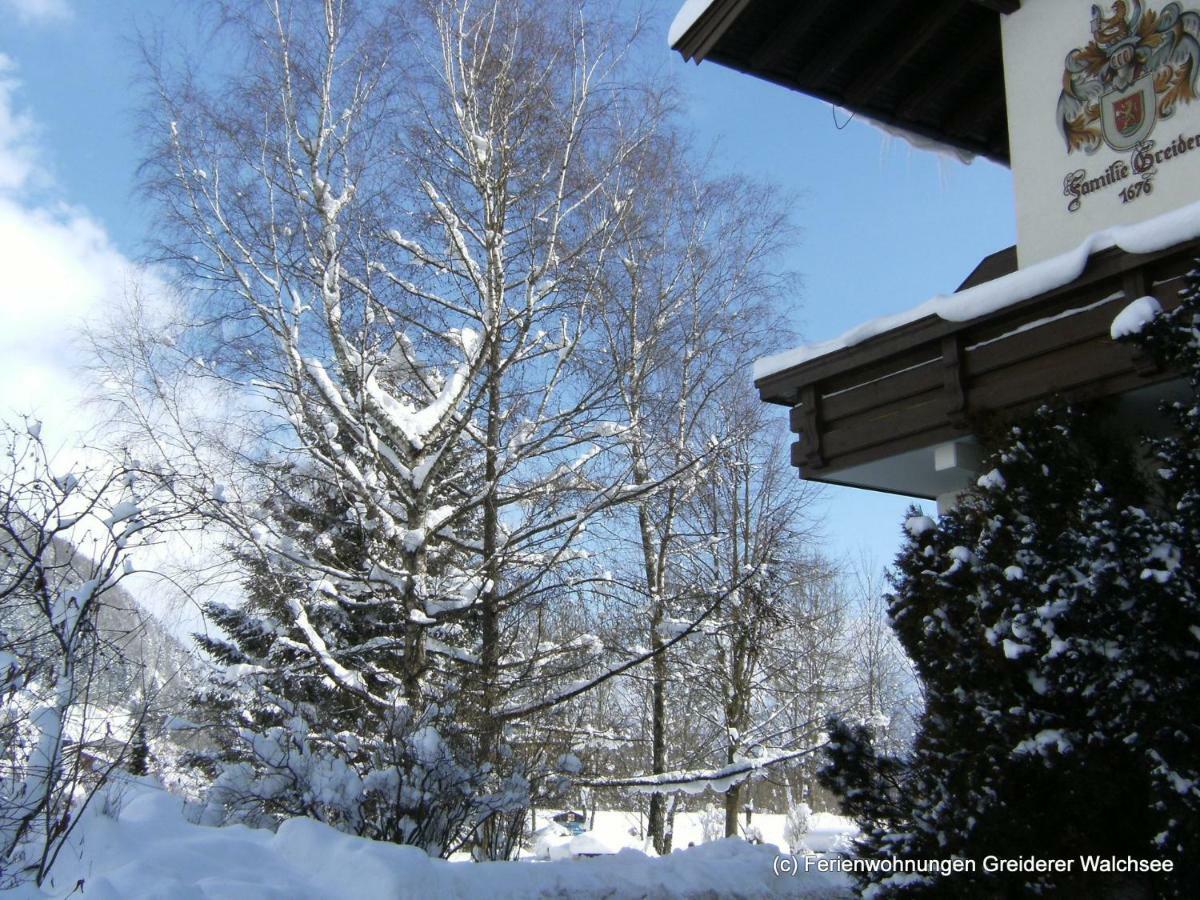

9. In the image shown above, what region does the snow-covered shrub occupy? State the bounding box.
[699,805,724,844]
[195,702,513,856]
[0,425,166,887]
[819,267,1200,896]
[783,800,810,852]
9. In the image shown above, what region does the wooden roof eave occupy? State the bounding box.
[673,0,752,64]
[754,239,1192,408]
[671,0,1023,57]
[671,0,1019,167]
[754,237,1196,493]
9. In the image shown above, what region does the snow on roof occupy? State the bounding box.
[753,199,1200,381]
[669,0,716,46]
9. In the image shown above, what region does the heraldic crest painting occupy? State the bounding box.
[1058,1,1200,153]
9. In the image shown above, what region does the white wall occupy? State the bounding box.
[1003,0,1200,266]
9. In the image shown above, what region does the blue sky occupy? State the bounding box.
[0,0,1016,575]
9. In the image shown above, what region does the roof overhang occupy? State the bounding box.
[754,236,1196,501]
[670,0,1018,166]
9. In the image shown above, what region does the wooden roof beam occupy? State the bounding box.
[895,25,993,121]
[748,0,839,71]
[712,61,1006,165]
[843,4,965,107]
[688,0,754,63]
[944,77,1007,149]
[793,0,907,87]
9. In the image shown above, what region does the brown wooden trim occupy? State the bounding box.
[965,295,1127,377]
[944,68,1008,143]
[792,0,902,85]
[704,52,1010,167]
[672,0,1012,166]
[970,341,1147,410]
[821,359,940,423]
[822,391,949,458]
[672,0,749,61]
[897,32,994,121]
[693,0,755,62]
[962,281,1121,349]
[762,237,1198,484]
[757,315,953,405]
[790,385,825,469]
[942,334,968,424]
[757,241,1193,395]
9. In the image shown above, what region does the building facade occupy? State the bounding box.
[673,0,1200,512]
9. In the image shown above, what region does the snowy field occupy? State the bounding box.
[526,808,856,860]
[1,784,856,899]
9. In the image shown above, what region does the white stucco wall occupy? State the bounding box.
[1003,0,1200,266]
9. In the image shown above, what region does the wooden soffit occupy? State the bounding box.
[671,0,1018,166]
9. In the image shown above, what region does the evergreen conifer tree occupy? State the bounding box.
[188,444,492,854]
[819,268,1200,897]
[127,723,151,778]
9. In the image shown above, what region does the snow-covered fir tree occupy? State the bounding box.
[113,0,784,859]
[188,448,495,854]
[818,269,1200,897]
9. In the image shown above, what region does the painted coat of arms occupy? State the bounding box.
[1058,1,1200,153]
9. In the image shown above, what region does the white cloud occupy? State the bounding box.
[0,201,133,438]
[0,56,138,447]
[0,58,241,639]
[0,0,72,25]
[0,55,39,191]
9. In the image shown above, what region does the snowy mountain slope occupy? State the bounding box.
[1,533,198,750]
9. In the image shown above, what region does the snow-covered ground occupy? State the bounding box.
[3,784,856,899]
[527,808,856,860]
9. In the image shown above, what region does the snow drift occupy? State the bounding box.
[1,783,853,899]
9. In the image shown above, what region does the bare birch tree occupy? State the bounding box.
[679,404,825,838]
[593,145,796,852]
[109,0,710,857]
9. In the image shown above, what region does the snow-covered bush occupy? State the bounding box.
[818,269,1200,896]
[699,805,724,844]
[194,702,517,856]
[783,800,810,852]
[0,424,167,887]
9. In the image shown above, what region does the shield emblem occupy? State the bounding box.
[1101,73,1157,151]
[1113,92,1143,134]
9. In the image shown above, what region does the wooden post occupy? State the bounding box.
[790,385,825,469]
[942,334,967,426]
